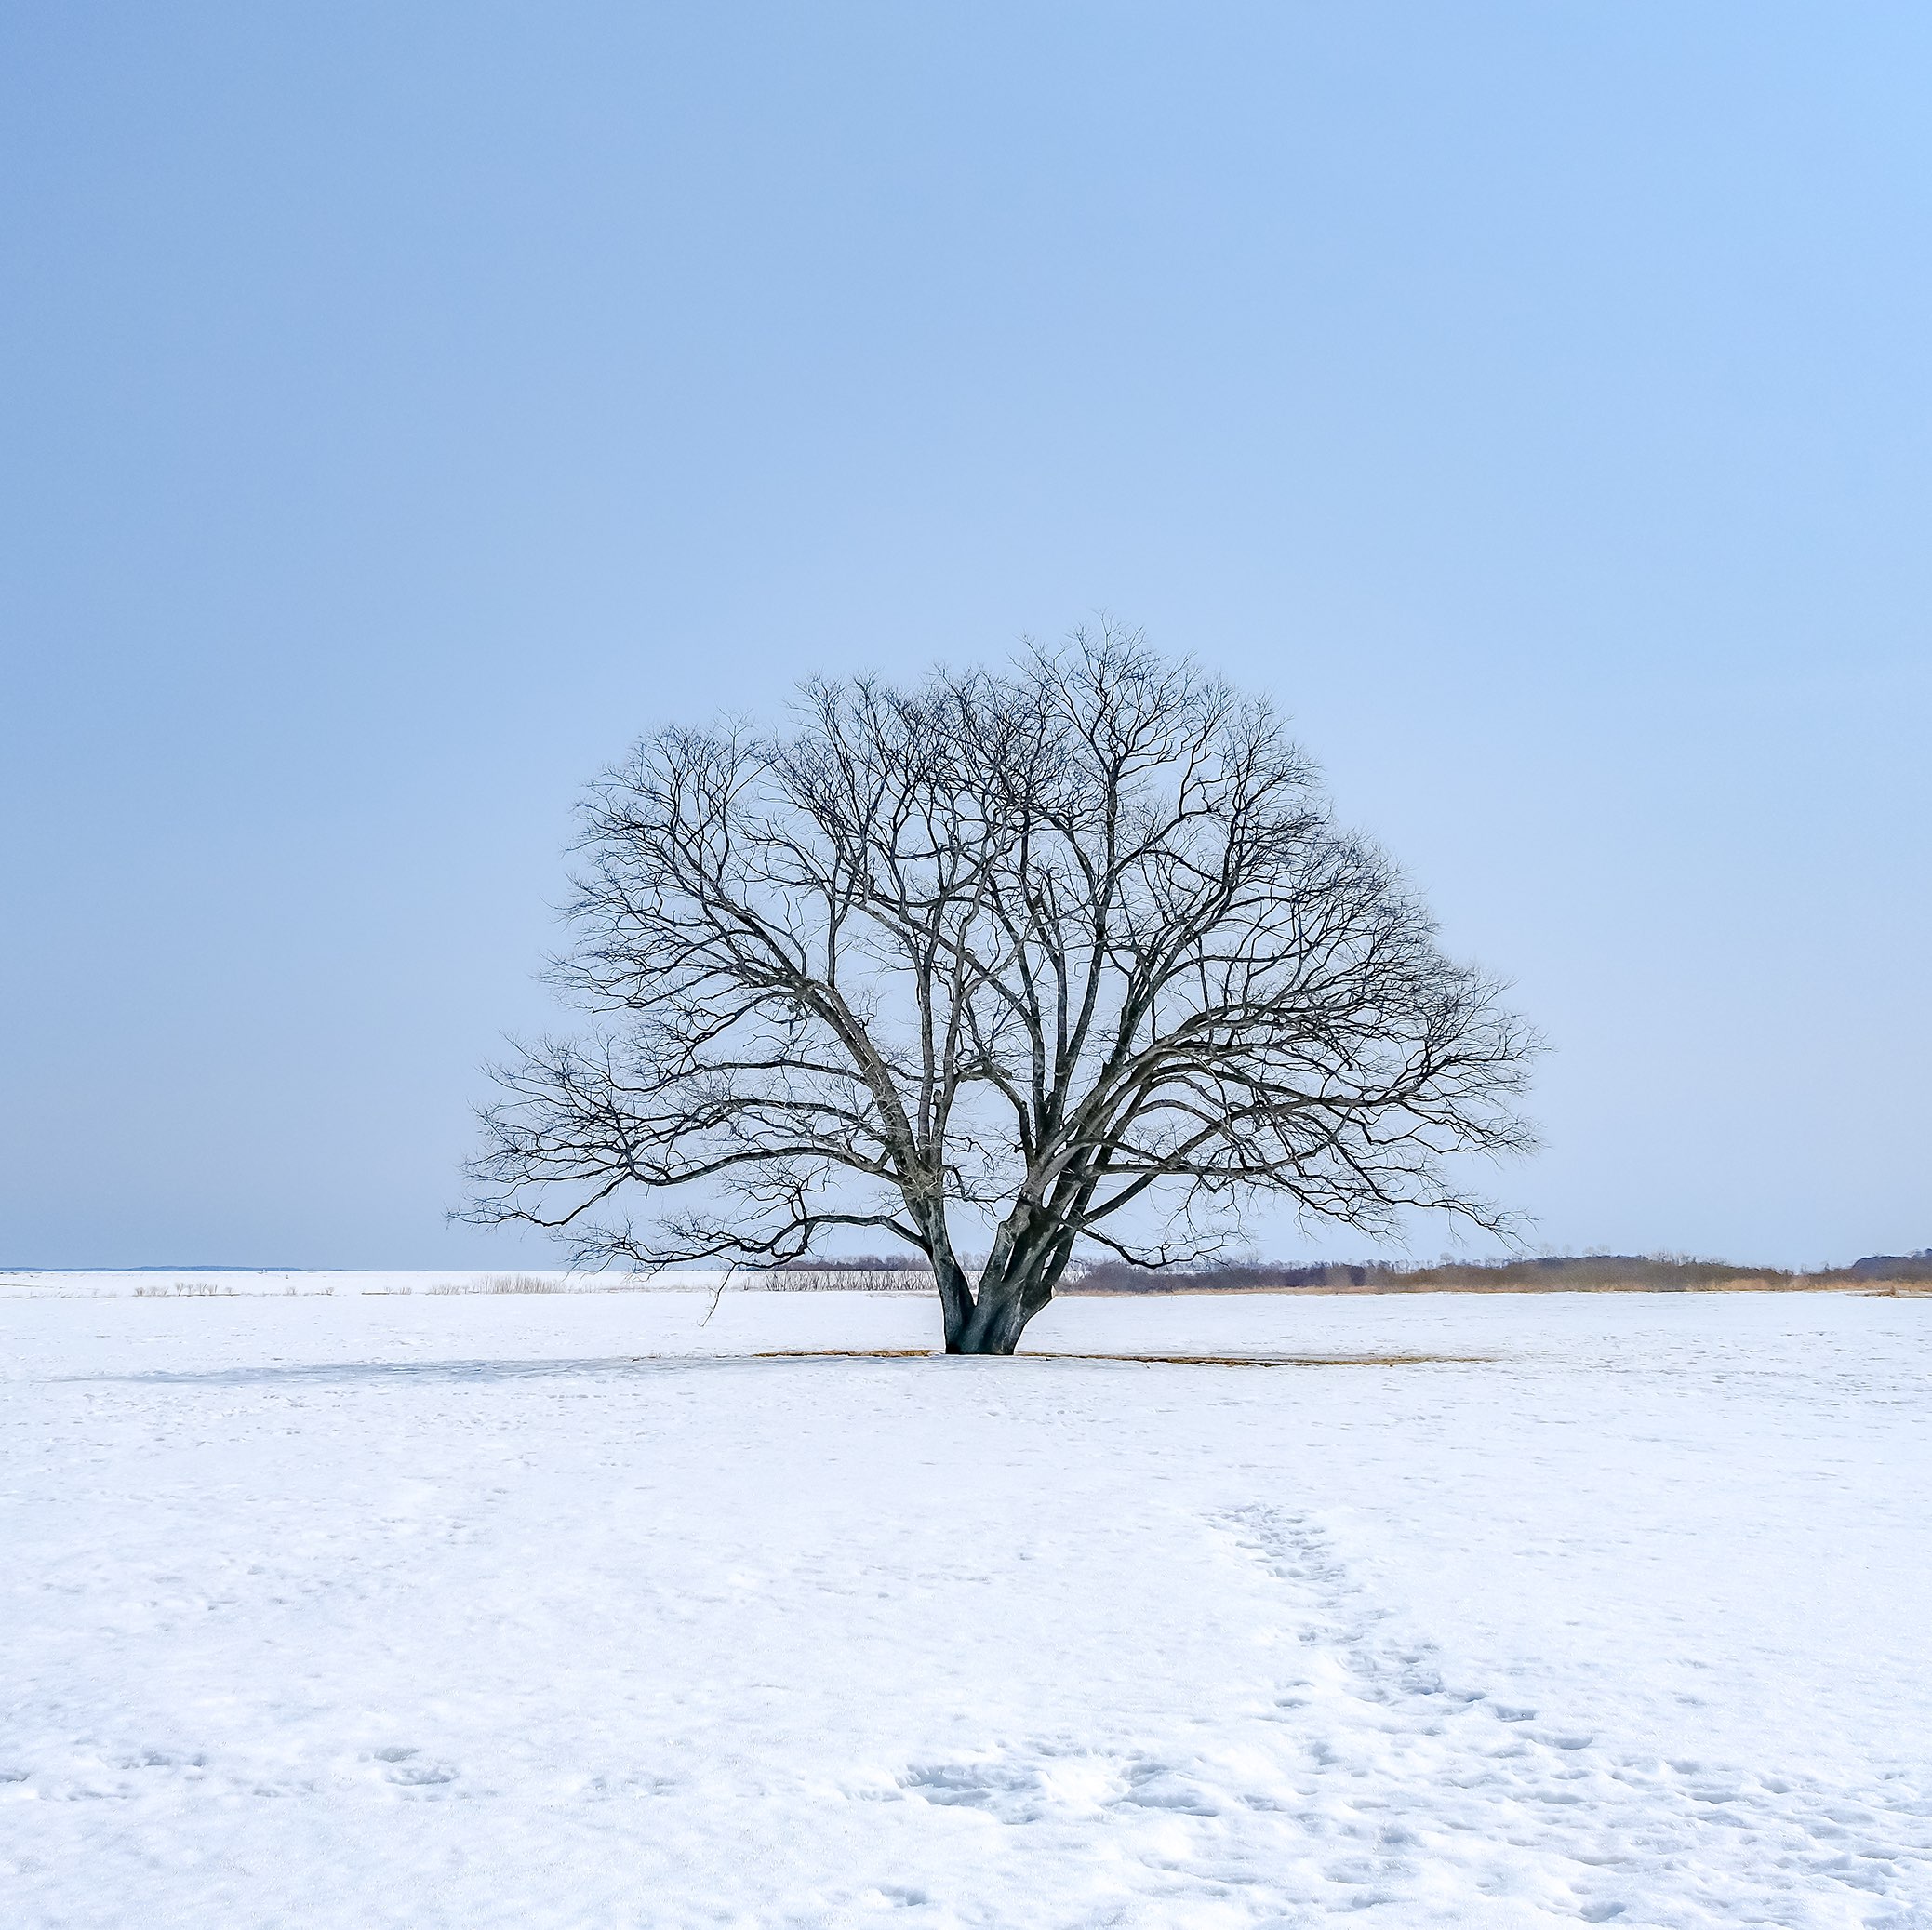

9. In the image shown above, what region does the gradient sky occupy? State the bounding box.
[4,3,1927,1270]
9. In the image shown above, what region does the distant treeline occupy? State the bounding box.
[1062,1250,1932,1294]
[761,1250,1932,1292]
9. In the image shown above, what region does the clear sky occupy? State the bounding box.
[3,3,1927,1270]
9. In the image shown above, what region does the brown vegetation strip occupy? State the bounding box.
[1038,1351,1493,1367]
[744,1349,1491,1367]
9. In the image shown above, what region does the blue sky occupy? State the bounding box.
[3,3,1926,1268]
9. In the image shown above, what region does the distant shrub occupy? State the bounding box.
[1074,1259,1372,1292]
[762,1271,935,1293]
[760,1257,936,1292]
[426,1273,573,1295]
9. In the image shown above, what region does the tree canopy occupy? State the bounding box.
[465,629,1539,1351]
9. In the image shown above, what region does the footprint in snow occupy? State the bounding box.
[1211,1503,1932,1926]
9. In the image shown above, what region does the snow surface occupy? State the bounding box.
[4,1286,1928,1928]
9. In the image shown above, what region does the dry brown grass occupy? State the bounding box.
[740,1348,1490,1367]
[1033,1351,1494,1367]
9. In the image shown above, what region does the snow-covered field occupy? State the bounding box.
[3,1287,1927,1929]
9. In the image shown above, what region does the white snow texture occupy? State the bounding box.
[3,1285,1928,1928]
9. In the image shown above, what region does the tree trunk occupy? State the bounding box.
[951,1283,1029,1355]
[946,1233,1072,1353]
[934,1251,979,1353]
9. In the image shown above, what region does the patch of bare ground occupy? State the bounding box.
[742,1349,1492,1367]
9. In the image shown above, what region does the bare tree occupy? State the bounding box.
[463,628,1539,1353]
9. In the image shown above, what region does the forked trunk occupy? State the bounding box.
[944,1234,1070,1354]
[949,1284,1030,1355]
